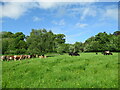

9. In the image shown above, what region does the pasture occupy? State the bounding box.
[2,53,118,88]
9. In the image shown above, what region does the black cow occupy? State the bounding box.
[96,52,98,55]
[69,52,80,56]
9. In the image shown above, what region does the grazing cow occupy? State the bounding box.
[69,52,80,56]
[20,55,26,60]
[39,55,47,58]
[6,55,14,61]
[14,55,22,61]
[27,55,32,59]
[39,56,44,58]
[32,54,36,58]
[0,56,7,61]
[102,51,113,55]
[24,55,28,59]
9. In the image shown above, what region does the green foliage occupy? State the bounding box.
[1,30,120,55]
[54,34,65,44]
[2,31,14,38]
[113,31,120,36]
[26,29,66,55]
[56,44,70,54]
[2,53,118,88]
[84,31,120,52]
[2,32,27,54]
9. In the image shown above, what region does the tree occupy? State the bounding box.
[2,38,9,54]
[1,31,27,54]
[2,31,14,38]
[26,29,56,55]
[84,41,100,52]
[74,42,84,52]
[56,44,70,54]
[54,34,65,45]
[113,31,120,36]
[14,32,25,40]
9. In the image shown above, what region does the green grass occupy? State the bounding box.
[2,53,118,88]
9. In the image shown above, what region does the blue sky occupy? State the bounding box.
[0,1,118,44]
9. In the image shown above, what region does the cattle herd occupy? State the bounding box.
[0,54,47,61]
[0,51,113,61]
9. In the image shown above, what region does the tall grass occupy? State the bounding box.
[2,53,118,88]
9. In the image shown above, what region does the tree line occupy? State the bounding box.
[1,29,120,55]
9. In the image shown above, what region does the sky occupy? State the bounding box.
[0,0,119,44]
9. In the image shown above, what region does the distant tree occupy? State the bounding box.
[84,41,100,52]
[56,43,70,54]
[26,29,56,55]
[74,42,84,52]
[113,31,120,36]
[2,31,14,38]
[69,44,79,53]
[2,31,27,54]
[14,32,25,40]
[54,34,65,44]
[2,39,9,54]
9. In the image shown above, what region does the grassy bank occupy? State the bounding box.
[2,53,118,88]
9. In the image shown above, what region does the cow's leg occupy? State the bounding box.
[7,59,9,62]
[19,58,21,61]
[14,58,16,61]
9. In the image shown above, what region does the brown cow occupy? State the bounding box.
[14,55,22,61]
[20,55,26,60]
[6,55,14,61]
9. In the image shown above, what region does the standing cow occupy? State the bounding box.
[6,55,14,61]
[0,56,7,61]
[69,52,80,56]
[102,51,113,55]
[14,55,22,61]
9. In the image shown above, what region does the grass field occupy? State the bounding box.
[2,53,118,88]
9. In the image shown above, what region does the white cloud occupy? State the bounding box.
[80,7,97,20]
[1,0,119,2]
[33,16,42,22]
[36,2,58,9]
[76,23,88,28]
[104,8,118,20]
[0,0,118,20]
[52,19,65,26]
[0,2,35,19]
[99,5,118,21]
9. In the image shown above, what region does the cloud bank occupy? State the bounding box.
[0,0,118,21]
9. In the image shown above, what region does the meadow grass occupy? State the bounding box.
[2,53,118,88]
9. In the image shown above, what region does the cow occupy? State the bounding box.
[69,52,80,56]
[0,56,7,61]
[27,55,32,59]
[102,51,113,55]
[24,55,28,59]
[20,55,26,60]
[39,56,44,58]
[96,52,98,55]
[14,55,22,61]
[6,55,14,61]
[32,54,36,58]
[39,55,47,58]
